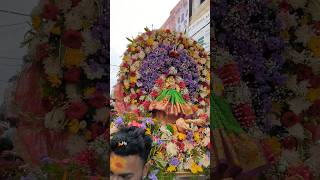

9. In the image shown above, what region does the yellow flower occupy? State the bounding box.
[47,75,61,87]
[129,76,137,84]
[145,128,151,135]
[85,131,92,140]
[68,119,80,134]
[280,30,289,40]
[264,137,281,156]
[64,48,86,68]
[124,80,130,89]
[146,38,154,46]
[51,26,61,35]
[83,87,96,97]
[190,162,203,174]
[194,132,200,143]
[178,133,186,141]
[123,55,130,62]
[306,88,320,102]
[166,165,176,172]
[32,16,41,31]
[308,36,320,57]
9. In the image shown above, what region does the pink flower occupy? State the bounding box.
[287,165,313,180]
[130,93,137,100]
[36,43,49,61]
[64,67,81,83]
[65,101,88,120]
[62,29,83,49]
[42,3,59,21]
[88,91,107,109]
[142,101,151,109]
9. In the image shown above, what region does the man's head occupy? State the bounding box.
[110,126,152,180]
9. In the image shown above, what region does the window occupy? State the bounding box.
[200,0,205,4]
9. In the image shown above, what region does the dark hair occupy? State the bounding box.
[110,126,152,164]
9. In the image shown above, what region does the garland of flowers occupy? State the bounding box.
[212,0,285,131]
[22,0,109,149]
[117,29,210,118]
[261,0,320,179]
[110,113,210,179]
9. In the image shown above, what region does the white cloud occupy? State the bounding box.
[110,0,180,93]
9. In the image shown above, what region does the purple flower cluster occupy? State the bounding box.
[138,44,199,101]
[213,0,285,131]
[91,0,109,94]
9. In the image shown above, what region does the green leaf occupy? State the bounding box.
[166,124,174,134]
[126,37,134,43]
[144,27,151,32]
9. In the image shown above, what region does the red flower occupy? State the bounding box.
[183,94,190,101]
[281,112,301,128]
[313,21,320,36]
[75,149,97,171]
[88,91,106,108]
[297,64,313,81]
[217,63,241,86]
[175,141,184,152]
[179,81,186,88]
[42,3,59,21]
[150,90,159,98]
[36,43,49,61]
[64,67,81,83]
[62,29,83,49]
[309,75,320,88]
[133,109,140,116]
[308,100,320,117]
[128,121,141,128]
[130,93,137,100]
[142,101,151,109]
[304,123,320,142]
[65,101,88,120]
[90,123,103,140]
[71,0,81,7]
[122,63,129,68]
[260,140,276,162]
[282,136,297,150]
[137,90,143,97]
[233,103,255,128]
[156,78,164,86]
[287,165,313,180]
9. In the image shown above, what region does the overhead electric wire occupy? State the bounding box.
[0,9,30,17]
[0,21,28,28]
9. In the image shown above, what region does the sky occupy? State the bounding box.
[0,0,38,104]
[110,0,180,93]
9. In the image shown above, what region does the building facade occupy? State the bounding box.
[162,0,210,52]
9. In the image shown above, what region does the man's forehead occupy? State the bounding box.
[110,153,144,174]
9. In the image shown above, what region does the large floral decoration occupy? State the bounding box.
[23,0,108,145]
[116,28,210,118]
[110,114,210,178]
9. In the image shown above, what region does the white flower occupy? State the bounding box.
[168,67,177,75]
[166,142,178,157]
[295,25,314,45]
[288,124,305,139]
[307,0,320,21]
[30,0,47,17]
[81,62,106,80]
[308,57,320,75]
[201,154,210,168]
[288,0,307,9]
[288,97,312,115]
[74,0,98,21]
[66,135,87,155]
[65,10,82,30]
[124,96,130,103]
[305,144,320,176]
[286,75,309,96]
[280,150,301,165]
[44,107,67,131]
[93,108,108,122]
[82,31,101,55]
[138,51,145,59]
[65,84,81,100]
[277,11,297,30]
[283,47,308,64]
[55,0,72,13]
[43,57,62,76]
[42,21,55,35]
